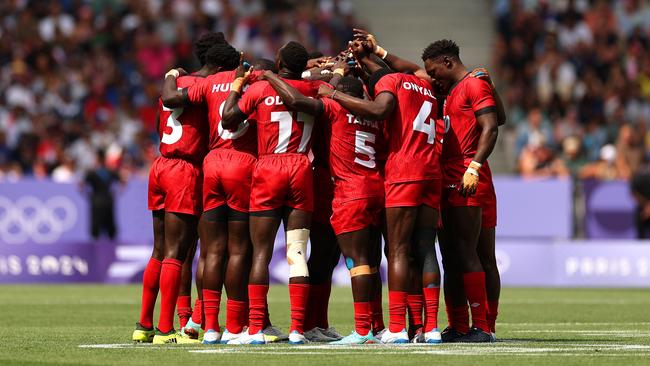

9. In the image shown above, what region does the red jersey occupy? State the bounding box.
[441,75,496,163]
[237,78,326,156]
[158,75,209,163]
[322,98,383,201]
[186,70,257,155]
[374,73,444,183]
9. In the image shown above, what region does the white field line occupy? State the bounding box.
[499,322,650,326]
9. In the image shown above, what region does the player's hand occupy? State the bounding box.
[318,84,335,98]
[353,28,386,57]
[232,56,254,93]
[470,68,495,88]
[348,40,369,60]
[307,56,331,69]
[164,68,187,78]
[331,58,350,76]
[459,161,481,197]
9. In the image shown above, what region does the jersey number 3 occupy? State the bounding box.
[161,105,183,145]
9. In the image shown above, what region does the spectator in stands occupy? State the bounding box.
[518,133,569,178]
[580,144,625,180]
[631,165,650,239]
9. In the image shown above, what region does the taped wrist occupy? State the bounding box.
[165,69,179,78]
[374,45,388,59]
[231,77,246,94]
[467,161,482,176]
[286,229,310,278]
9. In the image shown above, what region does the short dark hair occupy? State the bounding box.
[194,32,226,65]
[368,67,395,97]
[252,58,277,72]
[421,39,460,61]
[279,41,309,74]
[336,76,364,99]
[205,43,240,71]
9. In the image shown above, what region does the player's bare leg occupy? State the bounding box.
[282,207,312,344]
[411,205,441,343]
[221,210,252,343]
[197,206,229,343]
[478,227,500,340]
[369,227,385,336]
[133,210,165,342]
[384,207,417,343]
[177,236,197,332]
[245,211,282,344]
[153,212,199,344]
[438,227,469,342]
[305,221,340,341]
[443,206,491,342]
[332,227,378,344]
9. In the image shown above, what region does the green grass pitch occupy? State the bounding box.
[1,285,650,366]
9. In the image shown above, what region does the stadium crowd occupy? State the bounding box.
[0,0,358,182]
[494,0,650,180]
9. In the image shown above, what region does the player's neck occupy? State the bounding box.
[195,66,218,77]
[278,69,300,80]
[451,65,468,84]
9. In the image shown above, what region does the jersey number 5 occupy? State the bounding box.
[412,101,436,144]
[271,111,314,153]
[354,130,376,168]
[161,105,183,145]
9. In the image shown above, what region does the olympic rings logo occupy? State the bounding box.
[0,196,78,245]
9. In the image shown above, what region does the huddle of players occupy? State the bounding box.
[131,28,505,345]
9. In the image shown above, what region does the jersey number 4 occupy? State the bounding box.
[161,105,183,145]
[271,111,314,153]
[412,101,436,144]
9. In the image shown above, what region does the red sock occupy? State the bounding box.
[463,272,489,332]
[202,289,221,331]
[316,282,331,328]
[388,291,407,333]
[422,287,440,332]
[487,300,499,333]
[244,301,251,328]
[288,283,309,333]
[371,297,385,332]
[158,258,182,333]
[191,298,202,326]
[248,285,268,334]
[176,295,192,328]
[226,299,247,333]
[407,293,424,331]
[138,258,162,329]
[353,302,372,336]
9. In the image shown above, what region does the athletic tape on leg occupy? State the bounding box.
[286,229,309,278]
[350,265,372,277]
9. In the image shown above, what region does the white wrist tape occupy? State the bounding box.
[470,160,482,169]
[466,167,479,177]
[165,69,179,78]
[301,70,312,79]
[286,229,310,278]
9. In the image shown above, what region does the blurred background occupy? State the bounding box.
[1,0,649,286]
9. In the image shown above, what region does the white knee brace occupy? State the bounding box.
[286,228,310,278]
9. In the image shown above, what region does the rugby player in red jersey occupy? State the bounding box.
[221,41,327,345]
[318,41,445,344]
[162,41,255,344]
[352,29,506,343]
[132,33,223,345]
[260,62,384,344]
[421,40,500,343]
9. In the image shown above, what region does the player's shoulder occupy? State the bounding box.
[460,75,491,92]
[207,69,236,82]
[177,74,204,88]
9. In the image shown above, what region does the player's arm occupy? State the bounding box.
[470,68,507,126]
[353,28,431,82]
[262,70,324,116]
[161,68,190,108]
[222,64,254,130]
[319,86,394,120]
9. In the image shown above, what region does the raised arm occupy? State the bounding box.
[262,70,324,116]
[318,85,395,121]
[161,68,190,108]
[222,65,253,130]
[353,28,431,82]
